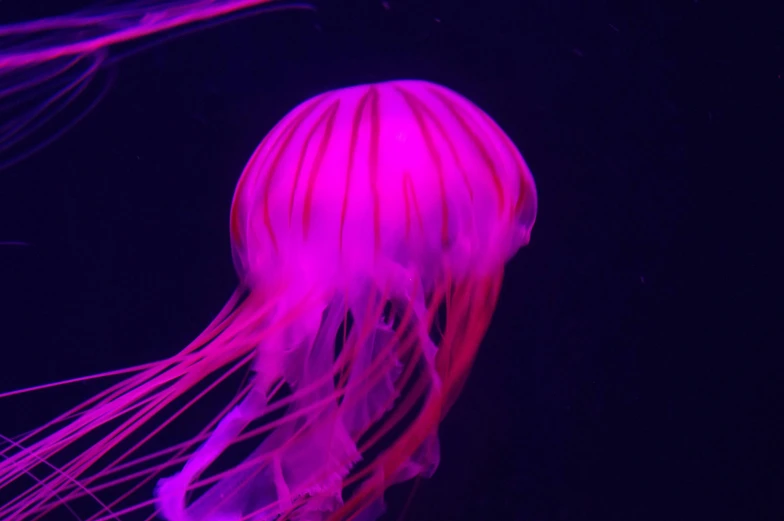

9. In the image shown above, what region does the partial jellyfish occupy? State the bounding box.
[0,0,313,169]
[0,79,537,521]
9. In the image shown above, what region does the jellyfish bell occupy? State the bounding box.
[230,79,537,292]
[0,79,536,521]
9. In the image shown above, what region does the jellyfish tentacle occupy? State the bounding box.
[340,280,404,438]
[340,319,402,437]
[160,297,362,521]
[270,453,293,512]
[155,384,271,521]
[333,268,446,519]
[155,298,328,521]
[268,296,360,515]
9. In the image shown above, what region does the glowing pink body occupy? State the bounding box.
[155,79,536,521]
[0,7,537,518]
[230,80,536,301]
[0,78,536,521]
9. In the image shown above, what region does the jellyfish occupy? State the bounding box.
[0,79,537,521]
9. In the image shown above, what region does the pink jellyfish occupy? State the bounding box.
[0,79,537,521]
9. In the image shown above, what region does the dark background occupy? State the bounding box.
[0,1,779,520]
